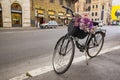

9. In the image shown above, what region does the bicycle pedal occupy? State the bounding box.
[79,49,84,52]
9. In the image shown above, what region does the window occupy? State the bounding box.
[92,18,93,21]
[95,12,97,16]
[11,3,22,27]
[92,12,94,16]
[0,3,2,11]
[86,0,91,4]
[0,3,1,8]
[102,5,104,10]
[89,0,91,3]
[96,5,98,8]
[50,0,54,3]
[0,3,3,27]
[88,6,91,11]
[77,6,79,12]
[11,3,22,11]
[92,5,94,9]
[59,0,63,5]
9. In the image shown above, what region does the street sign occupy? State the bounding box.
[111,5,120,20]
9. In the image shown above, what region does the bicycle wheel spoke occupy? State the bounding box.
[66,48,72,54]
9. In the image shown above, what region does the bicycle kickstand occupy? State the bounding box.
[84,51,89,65]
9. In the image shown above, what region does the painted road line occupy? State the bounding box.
[26,66,53,77]
[9,74,29,80]
[100,46,120,54]
[9,45,120,80]
[0,28,65,34]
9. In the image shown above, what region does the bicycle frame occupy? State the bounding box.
[67,28,106,52]
[62,5,106,54]
[74,33,92,51]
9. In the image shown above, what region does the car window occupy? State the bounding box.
[48,21,52,24]
[47,20,58,25]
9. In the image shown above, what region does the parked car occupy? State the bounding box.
[112,20,120,25]
[95,20,103,27]
[40,20,58,29]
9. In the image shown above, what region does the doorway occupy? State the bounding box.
[0,3,3,27]
[11,3,22,27]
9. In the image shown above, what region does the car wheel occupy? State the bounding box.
[55,26,57,28]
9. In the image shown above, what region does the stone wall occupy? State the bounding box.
[0,0,30,27]
[30,0,68,26]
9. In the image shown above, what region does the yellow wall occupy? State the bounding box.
[30,0,67,21]
[111,5,120,20]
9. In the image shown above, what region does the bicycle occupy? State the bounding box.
[52,6,106,74]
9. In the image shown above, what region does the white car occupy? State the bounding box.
[41,20,58,29]
[95,20,103,27]
[99,21,103,27]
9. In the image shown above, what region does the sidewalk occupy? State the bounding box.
[0,26,66,32]
[25,49,120,80]
[0,27,38,32]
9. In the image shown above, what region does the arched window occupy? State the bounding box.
[0,3,1,8]
[11,3,22,11]
[11,3,22,27]
[88,6,91,11]
[95,12,97,16]
[59,0,63,5]
[0,3,3,27]
[86,0,91,4]
[92,12,94,16]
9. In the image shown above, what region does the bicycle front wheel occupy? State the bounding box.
[87,31,104,58]
[52,35,75,74]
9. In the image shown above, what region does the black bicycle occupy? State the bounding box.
[52,6,106,74]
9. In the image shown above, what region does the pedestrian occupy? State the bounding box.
[37,22,40,28]
[35,19,37,27]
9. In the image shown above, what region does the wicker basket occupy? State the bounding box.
[67,20,88,39]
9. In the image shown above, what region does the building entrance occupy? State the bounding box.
[11,3,22,27]
[0,3,3,27]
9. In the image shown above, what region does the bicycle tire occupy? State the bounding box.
[87,31,104,58]
[52,35,75,74]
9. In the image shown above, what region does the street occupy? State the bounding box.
[0,28,66,80]
[0,26,120,80]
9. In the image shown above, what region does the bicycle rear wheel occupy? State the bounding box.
[87,31,104,58]
[52,35,75,74]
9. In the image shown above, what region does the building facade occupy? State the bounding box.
[30,0,73,27]
[75,0,112,25]
[0,0,30,28]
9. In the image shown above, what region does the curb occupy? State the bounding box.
[0,26,66,32]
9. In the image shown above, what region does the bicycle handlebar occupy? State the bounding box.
[62,6,74,17]
[62,6,68,9]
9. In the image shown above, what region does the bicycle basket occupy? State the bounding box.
[73,27,88,39]
[68,20,75,35]
[67,20,88,39]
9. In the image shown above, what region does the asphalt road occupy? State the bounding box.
[0,26,120,80]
